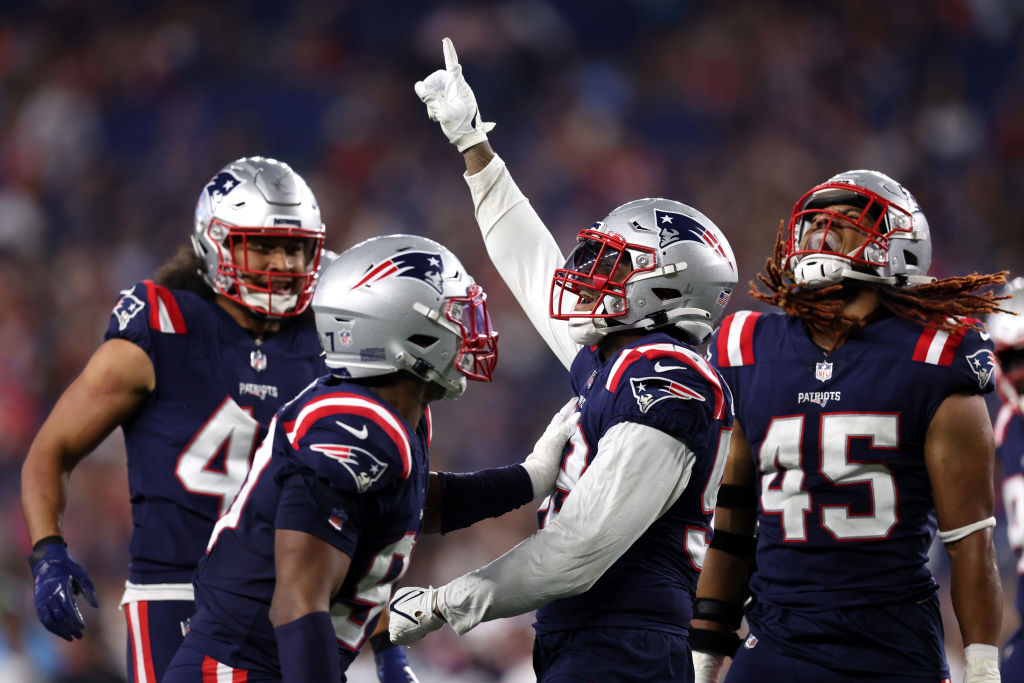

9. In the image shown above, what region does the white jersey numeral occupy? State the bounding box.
[332,532,417,648]
[1004,473,1024,574]
[758,413,898,541]
[175,399,261,517]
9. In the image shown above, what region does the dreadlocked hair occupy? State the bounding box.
[752,220,1010,341]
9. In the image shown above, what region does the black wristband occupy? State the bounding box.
[369,630,397,654]
[28,535,66,569]
[689,627,742,657]
[709,529,756,559]
[693,597,744,630]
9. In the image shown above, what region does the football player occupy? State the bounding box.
[691,172,1007,682]
[989,276,1024,683]
[20,157,413,682]
[389,38,738,682]
[161,234,573,682]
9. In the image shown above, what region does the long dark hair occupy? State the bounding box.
[752,221,1009,343]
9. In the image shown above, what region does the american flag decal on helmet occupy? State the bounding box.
[654,209,731,266]
[351,251,445,294]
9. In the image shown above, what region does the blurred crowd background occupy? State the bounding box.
[1,0,1022,680]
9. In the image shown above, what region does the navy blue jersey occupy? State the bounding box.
[996,404,1024,632]
[183,378,430,675]
[710,311,996,609]
[105,281,326,583]
[535,331,734,635]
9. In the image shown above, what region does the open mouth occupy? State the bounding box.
[804,230,842,252]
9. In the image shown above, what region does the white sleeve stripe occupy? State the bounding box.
[924,329,951,365]
[726,310,754,367]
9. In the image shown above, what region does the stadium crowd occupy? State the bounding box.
[1,0,1022,680]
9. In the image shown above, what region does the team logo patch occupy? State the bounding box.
[815,360,833,382]
[204,171,243,207]
[653,209,732,267]
[311,443,389,493]
[351,251,446,294]
[630,376,705,414]
[113,287,145,331]
[966,349,995,389]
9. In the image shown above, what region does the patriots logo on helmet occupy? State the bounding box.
[351,251,446,294]
[204,171,244,206]
[654,209,732,267]
[311,443,389,493]
[630,376,705,414]
[966,349,995,389]
[113,287,146,331]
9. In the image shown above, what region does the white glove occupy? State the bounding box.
[964,643,1000,683]
[692,650,726,683]
[389,586,446,645]
[521,397,579,499]
[414,37,495,152]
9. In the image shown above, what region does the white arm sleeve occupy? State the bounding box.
[438,421,696,634]
[465,154,579,369]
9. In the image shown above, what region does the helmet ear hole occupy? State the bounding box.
[652,287,682,302]
[408,334,439,350]
[904,252,918,267]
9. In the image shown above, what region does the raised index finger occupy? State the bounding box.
[442,36,459,73]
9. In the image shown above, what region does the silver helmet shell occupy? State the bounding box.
[989,276,1024,354]
[551,198,737,345]
[192,156,325,317]
[313,234,498,400]
[786,169,932,289]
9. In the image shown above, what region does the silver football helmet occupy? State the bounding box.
[550,198,737,345]
[786,169,933,289]
[312,234,498,399]
[192,156,325,317]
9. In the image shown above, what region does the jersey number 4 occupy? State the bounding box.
[174,399,261,517]
[759,413,898,542]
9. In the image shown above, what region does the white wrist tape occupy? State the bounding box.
[936,516,995,543]
[964,643,1000,683]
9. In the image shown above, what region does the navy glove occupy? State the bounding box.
[28,537,98,641]
[371,632,420,683]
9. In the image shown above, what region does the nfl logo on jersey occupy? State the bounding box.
[815,360,833,382]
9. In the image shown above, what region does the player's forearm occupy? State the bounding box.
[947,529,1003,646]
[21,444,71,543]
[463,141,494,175]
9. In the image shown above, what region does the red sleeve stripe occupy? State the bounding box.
[606,342,726,419]
[143,280,187,334]
[912,319,973,366]
[716,311,759,367]
[201,654,248,682]
[284,393,411,479]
